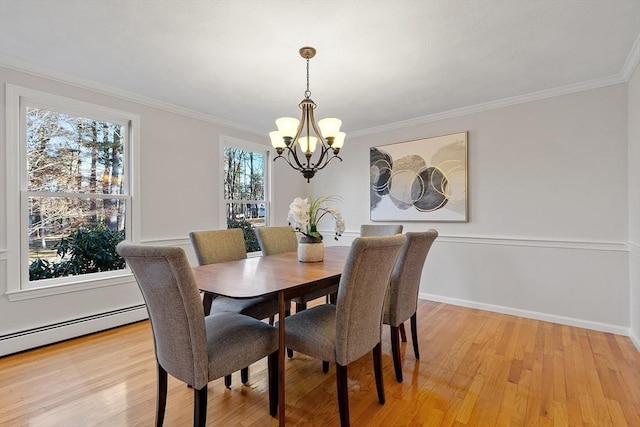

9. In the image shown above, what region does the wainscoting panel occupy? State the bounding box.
[417,235,629,334]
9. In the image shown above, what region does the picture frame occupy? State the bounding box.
[369,131,468,222]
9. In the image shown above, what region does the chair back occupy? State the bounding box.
[116,242,209,389]
[360,224,403,236]
[334,234,406,365]
[385,230,438,326]
[189,228,247,265]
[254,226,298,255]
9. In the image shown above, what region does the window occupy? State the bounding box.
[221,137,270,253]
[5,85,139,293]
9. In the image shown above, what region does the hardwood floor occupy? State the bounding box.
[1,300,639,426]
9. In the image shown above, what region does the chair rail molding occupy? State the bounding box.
[322,229,628,252]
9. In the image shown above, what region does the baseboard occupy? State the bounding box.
[419,293,631,337]
[0,305,148,357]
[630,330,640,352]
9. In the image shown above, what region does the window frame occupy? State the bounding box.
[219,135,272,233]
[5,85,141,300]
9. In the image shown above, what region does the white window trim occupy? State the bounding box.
[4,84,141,300]
[219,135,272,229]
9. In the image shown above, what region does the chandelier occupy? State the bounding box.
[269,46,345,182]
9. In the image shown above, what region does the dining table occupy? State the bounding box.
[192,245,350,426]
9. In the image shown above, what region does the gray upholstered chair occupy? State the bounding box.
[360,224,403,237]
[116,243,279,427]
[281,234,406,427]
[254,226,298,256]
[189,228,282,387]
[255,226,338,312]
[384,230,438,382]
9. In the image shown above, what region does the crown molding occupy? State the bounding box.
[2,50,635,140]
[621,34,640,81]
[349,73,627,138]
[0,54,264,137]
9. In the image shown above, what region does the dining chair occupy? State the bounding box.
[254,225,298,255]
[281,234,406,427]
[189,228,283,387]
[360,224,403,237]
[384,229,438,382]
[116,243,279,427]
[254,226,338,312]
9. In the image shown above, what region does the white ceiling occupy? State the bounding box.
[1,1,639,136]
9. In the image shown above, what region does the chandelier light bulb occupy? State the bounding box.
[275,117,300,138]
[318,118,342,139]
[269,131,286,148]
[299,136,318,153]
[332,132,346,150]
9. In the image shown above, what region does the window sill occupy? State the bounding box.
[6,270,135,302]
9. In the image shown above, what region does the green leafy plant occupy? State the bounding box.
[29,223,125,280]
[227,217,260,252]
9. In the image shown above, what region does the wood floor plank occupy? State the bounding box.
[1,300,638,426]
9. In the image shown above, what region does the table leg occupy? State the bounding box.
[278,292,286,426]
[202,292,213,315]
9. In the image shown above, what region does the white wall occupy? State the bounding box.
[0,65,306,355]
[1,63,636,354]
[628,64,640,348]
[314,83,632,335]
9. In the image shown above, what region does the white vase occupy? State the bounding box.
[298,241,324,262]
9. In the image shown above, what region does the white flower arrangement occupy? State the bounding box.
[288,196,345,242]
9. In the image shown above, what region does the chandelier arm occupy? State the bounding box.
[291,108,306,144]
[284,145,307,170]
[274,151,303,170]
[314,153,343,171]
[308,107,329,167]
[289,101,309,169]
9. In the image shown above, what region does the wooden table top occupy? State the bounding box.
[192,245,350,299]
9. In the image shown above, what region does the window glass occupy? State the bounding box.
[24,106,128,283]
[223,145,268,252]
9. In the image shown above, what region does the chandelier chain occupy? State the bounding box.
[305,57,311,99]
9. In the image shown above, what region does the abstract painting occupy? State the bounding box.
[370,132,468,222]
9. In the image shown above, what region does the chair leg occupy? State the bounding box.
[241,367,249,384]
[156,363,168,427]
[410,313,420,360]
[224,374,231,388]
[390,325,403,383]
[286,307,294,358]
[285,302,300,359]
[322,360,330,373]
[269,315,275,325]
[193,385,208,427]
[268,350,279,417]
[336,364,350,427]
[373,342,385,404]
[399,322,407,342]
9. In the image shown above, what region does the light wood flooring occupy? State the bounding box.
[1,300,639,426]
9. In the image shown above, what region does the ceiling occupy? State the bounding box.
[1,1,639,136]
